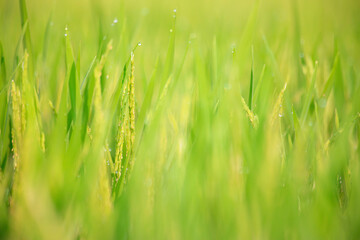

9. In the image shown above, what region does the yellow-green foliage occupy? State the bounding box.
[10,80,22,170]
[0,0,360,239]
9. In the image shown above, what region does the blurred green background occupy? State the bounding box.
[0,0,360,239]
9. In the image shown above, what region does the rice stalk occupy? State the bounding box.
[240,96,258,128]
[127,52,135,173]
[271,82,287,125]
[10,80,22,170]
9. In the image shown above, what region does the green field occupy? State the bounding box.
[1,0,360,239]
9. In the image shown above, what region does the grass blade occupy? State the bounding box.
[67,62,77,132]
[300,61,318,126]
[248,45,254,110]
[0,42,6,90]
[160,9,176,92]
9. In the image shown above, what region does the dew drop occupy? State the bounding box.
[170,29,173,33]
[231,43,236,53]
[111,18,118,26]
[138,42,142,46]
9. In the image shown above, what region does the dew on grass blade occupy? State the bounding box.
[111,18,118,26]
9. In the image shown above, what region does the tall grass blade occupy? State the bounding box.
[248,45,254,110]
[300,61,318,126]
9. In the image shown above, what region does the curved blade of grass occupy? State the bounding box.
[239,0,259,51]
[19,0,32,56]
[135,57,159,150]
[80,55,97,95]
[42,13,52,61]
[321,53,339,98]
[160,10,176,93]
[0,87,9,168]
[67,62,77,132]
[291,0,306,84]
[12,20,28,70]
[0,42,6,88]
[263,35,293,127]
[300,61,318,126]
[65,27,75,72]
[253,64,266,107]
[170,37,191,95]
[248,45,254,110]
[292,105,300,137]
[136,57,159,127]
[262,34,281,84]
[76,47,81,110]
[19,0,33,79]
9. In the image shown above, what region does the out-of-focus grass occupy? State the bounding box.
[1,0,360,239]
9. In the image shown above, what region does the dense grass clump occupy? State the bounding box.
[0,0,360,239]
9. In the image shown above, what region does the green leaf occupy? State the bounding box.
[80,56,97,95]
[248,45,254,110]
[65,26,75,72]
[68,62,77,132]
[42,13,52,61]
[321,53,339,98]
[300,61,318,126]
[160,10,176,92]
[135,56,159,149]
[12,20,28,70]
[19,0,32,56]
[0,42,6,89]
